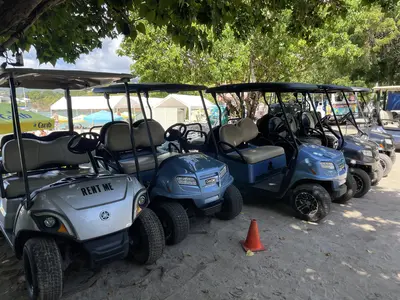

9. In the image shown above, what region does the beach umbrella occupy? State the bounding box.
[0,103,54,134]
[83,110,123,125]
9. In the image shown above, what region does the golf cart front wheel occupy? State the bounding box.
[334,173,357,204]
[372,163,383,186]
[130,208,165,264]
[379,153,393,177]
[153,202,189,245]
[351,168,371,198]
[390,152,396,164]
[23,237,63,300]
[290,184,330,222]
[216,184,243,220]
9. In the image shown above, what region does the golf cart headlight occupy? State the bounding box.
[219,165,227,178]
[320,162,335,170]
[137,193,148,207]
[176,176,198,186]
[362,150,373,157]
[385,138,393,145]
[43,217,56,228]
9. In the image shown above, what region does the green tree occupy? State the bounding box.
[0,0,377,64]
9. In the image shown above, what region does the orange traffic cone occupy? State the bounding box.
[240,219,265,252]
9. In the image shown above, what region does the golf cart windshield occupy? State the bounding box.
[0,68,132,208]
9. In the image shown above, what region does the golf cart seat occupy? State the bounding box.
[1,136,89,198]
[379,110,400,128]
[103,121,178,174]
[0,131,76,149]
[298,112,323,146]
[219,119,285,163]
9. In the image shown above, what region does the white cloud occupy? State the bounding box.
[5,36,133,74]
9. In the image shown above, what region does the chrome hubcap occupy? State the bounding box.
[294,192,318,216]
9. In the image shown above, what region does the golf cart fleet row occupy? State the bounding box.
[0,68,395,300]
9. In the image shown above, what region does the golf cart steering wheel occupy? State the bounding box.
[338,112,352,124]
[67,132,101,154]
[164,123,187,141]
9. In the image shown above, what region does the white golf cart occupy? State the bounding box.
[0,68,165,300]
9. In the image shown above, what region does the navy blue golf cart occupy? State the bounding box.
[293,84,382,198]
[345,87,395,176]
[179,83,349,222]
[93,83,242,245]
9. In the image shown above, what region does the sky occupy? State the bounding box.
[7,36,133,73]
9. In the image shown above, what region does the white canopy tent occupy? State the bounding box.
[50,95,126,115]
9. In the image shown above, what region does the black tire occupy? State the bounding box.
[216,184,243,220]
[379,153,393,177]
[351,168,371,198]
[290,184,330,222]
[23,237,63,300]
[130,208,165,264]
[334,173,356,203]
[153,202,189,245]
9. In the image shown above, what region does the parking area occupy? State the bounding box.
[1,157,400,300]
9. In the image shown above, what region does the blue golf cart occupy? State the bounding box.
[93,83,242,245]
[179,83,349,222]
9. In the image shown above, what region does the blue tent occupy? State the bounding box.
[84,110,123,125]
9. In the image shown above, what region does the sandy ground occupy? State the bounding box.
[1,157,400,300]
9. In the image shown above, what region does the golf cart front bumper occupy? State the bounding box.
[82,230,129,268]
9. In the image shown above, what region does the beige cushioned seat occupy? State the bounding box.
[2,136,90,198]
[103,120,178,174]
[219,118,285,164]
[379,110,400,128]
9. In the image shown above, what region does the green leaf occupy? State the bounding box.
[136,22,146,34]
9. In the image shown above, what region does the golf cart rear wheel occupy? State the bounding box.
[153,202,189,245]
[379,153,393,177]
[23,237,63,300]
[334,173,357,204]
[290,184,330,222]
[130,208,165,264]
[216,184,243,220]
[351,168,371,198]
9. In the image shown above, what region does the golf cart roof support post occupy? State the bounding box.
[354,92,369,123]
[65,88,74,133]
[123,82,141,183]
[211,92,222,126]
[104,93,114,121]
[323,90,345,145]
[202,91,219,158]
[275,92,298,150]
[136,91,159,172]
[262,92,269,108]
[144,92,152,119]
[341,91,361,133]
[235,92,245,118]
[306,92,327,142]
[9,75,31,208]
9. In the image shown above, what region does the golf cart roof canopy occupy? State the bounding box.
[372,86,400,92]
[0,68,132,89]
[351,87,371,93]
[93,83,207,94]
[316,84,353,92]
[206,82,320,93]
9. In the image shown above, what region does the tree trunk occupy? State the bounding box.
[0,0,65,51]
